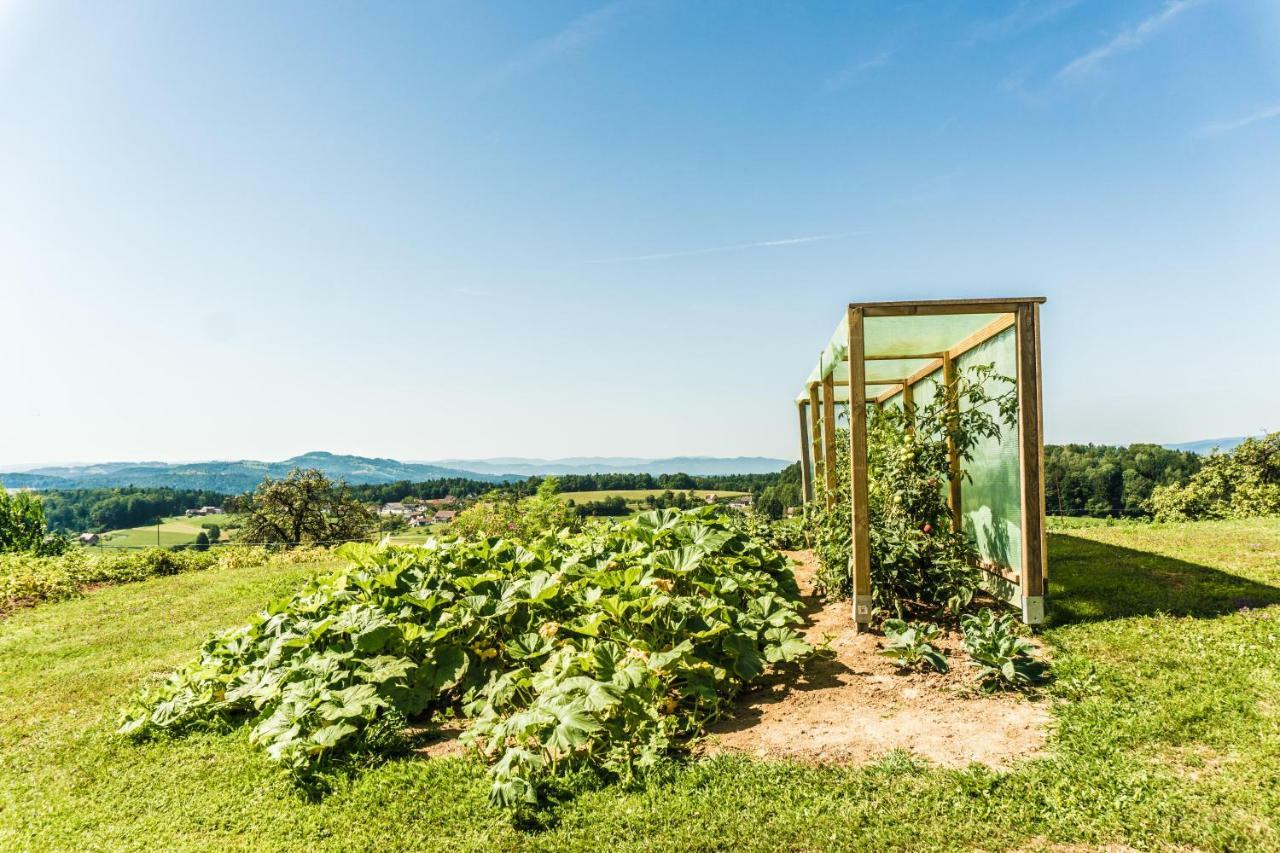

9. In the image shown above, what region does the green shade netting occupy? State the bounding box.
[803,312,1006,389]
[955,326,1021,574]
[797,310,1023,578]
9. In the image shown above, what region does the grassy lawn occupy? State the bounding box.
[2,519,1278,849]
[386,525,447,545]
[95,513,235,548]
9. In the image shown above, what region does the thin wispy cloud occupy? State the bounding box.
[965,0,1080,44]
[478,1,627,90]
[584,233,853,265]
[1197,102,1280,136]
[823,50,892,92]
[1056,0,1201,81]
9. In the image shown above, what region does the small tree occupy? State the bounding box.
[203,523,221,543]
[453,477,577,543]
[235,468,376,548]
[757,486,784,520]
[193,531,210,551]
[0,487,66,555]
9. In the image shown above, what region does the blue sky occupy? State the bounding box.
[2,0,1278,464]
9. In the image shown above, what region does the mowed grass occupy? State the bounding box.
[2,520,1279,849]
[386,525,446,545]
[96,513,234,548]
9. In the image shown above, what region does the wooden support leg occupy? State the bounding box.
[821,373,838,508]
[1016,304,1047,625]
[902,382,916,434]
[846,307,872,630]
[797,401,814,504]
[808,382,822,499]
[942,353,963,534]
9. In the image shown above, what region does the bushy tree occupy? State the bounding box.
[0,487,66,555]
[235,468,376,547]
[379,514,408,533]
[756,487,784,520]
[1150,432,1280,521]
[453,476,578,542]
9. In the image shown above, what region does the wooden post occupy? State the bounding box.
[797,400,814,504]
[942,353,963,533]
[1015,303,1047,625]
[902,382,916,433]
[821,372,838,507]
[808,382,822,496]
[846,307,872,630]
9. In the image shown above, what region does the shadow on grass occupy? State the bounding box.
[1046,532,1280,626]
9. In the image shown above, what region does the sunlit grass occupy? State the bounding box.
[1,519,1278,850]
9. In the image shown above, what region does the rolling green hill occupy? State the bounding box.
[0,452,515,493]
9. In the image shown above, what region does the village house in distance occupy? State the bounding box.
[379,497,460,528]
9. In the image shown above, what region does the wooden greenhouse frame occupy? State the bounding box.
[795,297,1048,628]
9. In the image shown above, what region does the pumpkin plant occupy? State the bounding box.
[118,508,811,806]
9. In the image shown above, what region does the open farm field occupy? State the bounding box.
[95,513,234,548]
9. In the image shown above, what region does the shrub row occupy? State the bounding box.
[0,546,330,614]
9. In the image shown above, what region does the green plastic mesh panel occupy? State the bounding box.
[955,326,1021,574]
[807,312,1006,386]
[880,366,943,411]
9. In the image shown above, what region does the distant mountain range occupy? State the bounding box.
[425,456,792,477]
[1161,436,1249,455]
[0,452,512,493]
[0,452,792,492]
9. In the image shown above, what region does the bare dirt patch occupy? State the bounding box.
[705,550,1051,771]
[412,724,467,759]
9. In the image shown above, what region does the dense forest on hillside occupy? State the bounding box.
[1044,444,1202,516]
[341,478,500,504]
[36,488,232,533]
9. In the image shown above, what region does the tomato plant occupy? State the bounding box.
[808,364,1016,620]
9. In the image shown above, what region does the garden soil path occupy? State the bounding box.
[704,550,1051,771]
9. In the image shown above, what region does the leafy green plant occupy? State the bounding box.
[0,545,331,613]
[808,363,1015,619]
[118,508,810,807]
[0,487,67,556]
[1150,432,1280,521]
[879,618,948,672]
[731,510,806,551]
[960,608,1049,689]
[453,476,578,543]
